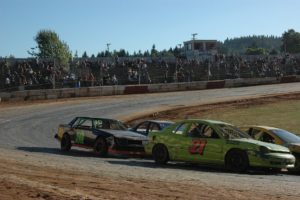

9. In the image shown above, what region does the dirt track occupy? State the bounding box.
[1,83,300,199]
[1,148,299,200]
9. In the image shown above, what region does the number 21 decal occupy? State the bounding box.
[189,140,207,155]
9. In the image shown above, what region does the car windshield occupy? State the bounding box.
[110,120,127,130]
[271,129,300,144]
[217,124,250,139]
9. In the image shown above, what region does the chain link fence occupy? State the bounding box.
[1,54,300,92]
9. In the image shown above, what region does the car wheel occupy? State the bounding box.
[152,144,169,165]
[295,157,300,172]
[94,138,108,157]
[288,157,300,173]
[268,168,282,174]
[61,133,71,152]
[225,149,249,173]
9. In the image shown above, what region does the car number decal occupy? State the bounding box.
[189,140,207,155]
[75,131,85,144]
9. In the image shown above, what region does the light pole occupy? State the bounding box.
[138,60,141,85]
[192,33,198,40]
[106,43,111,54]
[192,33,198,58]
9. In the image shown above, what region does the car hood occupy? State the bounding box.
[101,129,148,141]
[230,138,290,152]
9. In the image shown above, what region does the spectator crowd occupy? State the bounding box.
[1,54,300,91]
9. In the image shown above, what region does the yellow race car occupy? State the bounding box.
[242,126,300,172]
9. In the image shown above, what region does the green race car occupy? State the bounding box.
[145,119,295,172]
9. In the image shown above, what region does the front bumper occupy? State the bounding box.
[249,152,295,169]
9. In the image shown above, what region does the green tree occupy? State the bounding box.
[104,50,111,57]
[173,46,181,57]
[143,50,150,57]
[74,50,78,58]
[151,44,158,57]
[82,51,88,58]
[269,49,278,55]
[281,29,300,53]
[160,49,174,57]
[221,35,282,55]
[137,50,143,57]
[117,49,126,57]
[245,47,267,55]
[29,29,72,69]
[97,51,105,57]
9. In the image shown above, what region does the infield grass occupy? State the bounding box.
[198,100,300,135]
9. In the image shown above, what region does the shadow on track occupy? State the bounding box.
[16,146,293,176]
[16,146,138,159]
[17,146,98,158]
[107,159,286,176]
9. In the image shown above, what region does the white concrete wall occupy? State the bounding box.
[1,75,299,102]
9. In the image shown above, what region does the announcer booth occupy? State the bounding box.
[183,39,218,60]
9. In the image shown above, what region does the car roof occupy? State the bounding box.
[76,116,119,121]
[182,119,232,125]
[146,120,174,124]
[244,125,281,131]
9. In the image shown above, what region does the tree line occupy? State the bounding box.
[79,44,182,59]
[12,28,300,70]
[219,29,300,55]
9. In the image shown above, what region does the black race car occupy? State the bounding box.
[130,120,174,136]
[55,117,148,156]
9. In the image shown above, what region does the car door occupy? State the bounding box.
[176,122,224,164]
[73,118,93,146]
[164,122,191,160]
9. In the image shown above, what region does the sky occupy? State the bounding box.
[1,0,300,58]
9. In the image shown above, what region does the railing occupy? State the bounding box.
[1,55,300,92]
[1,70,299,93]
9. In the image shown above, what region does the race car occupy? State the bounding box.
[55,117,148,156]
[130,120,174,136]
[242,125,300,171]
[145,119,295,172]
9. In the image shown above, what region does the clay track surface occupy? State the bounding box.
[1,82,300,199]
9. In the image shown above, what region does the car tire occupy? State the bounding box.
[61,133,71,152]
[268,168,282,174]
[288,157,300,173]
[225,149,249,173]
[152,144,169,165]
[94,137,108,157]
[294,157,300,172]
